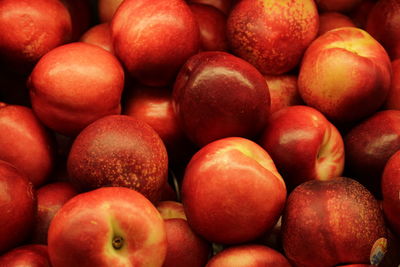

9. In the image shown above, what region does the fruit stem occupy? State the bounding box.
[112,236,124,250]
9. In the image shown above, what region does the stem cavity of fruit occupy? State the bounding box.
[112,236,124,250]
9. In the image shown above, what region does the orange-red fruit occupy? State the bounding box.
[67,115,168,204]
[227,0,319,75]
[0,103,54,187]
[111,0,200,87]
[0,161,36,254]
[80,23,113,53]
[205,245,291,267]
[29,42,124,136]
[0,0,72,71]
[314,0,363,12]
[384,59,400,109]
[282,177,387,267]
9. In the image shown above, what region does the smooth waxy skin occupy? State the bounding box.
[0,0,72,71]
[282,177,387,267]
[111,0,200,86]
[182,137,286,244]
[264,75,303,115]
[259,105,345,190]
[0,103,54,187]
[205,245,291,267]
[0,245,51,267]
[67,115,168,204]
[31,182,78,244]
[98,0,123,22]
[80,23,113,53]
[0,161,36,254]
[173,51,270,147]
[157,201,187,220]
[345,110,400,195]
[366,0,400,60]
[227,0,319,75]
[381,150,400,237]
[384,59,400,109]
[29,42,124,136]
[299,27,392,123]
[189,0,233,14]
[189,3,228,52]
[124,84,194,165]
[162,219,211,267]
[318,12,355,36]
[48,187,167,267]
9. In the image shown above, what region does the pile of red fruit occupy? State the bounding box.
[1,0,400,266]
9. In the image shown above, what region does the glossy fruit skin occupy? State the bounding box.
[80,23,113,53]
[0,160,36,254]
[205,244,292,267]
[298,27,392,123]
[0,244,51,267]
[282,177,387,267]
[259,105,345,190]
[344,110,400,196]
[111,0,200,87]
[227,0,319,75]
[366,0,400,60]
[0,0,72,72]
[67,115,168,204]
[31,182,78,244]
[181,137,286,244]
[29,42,124,136]
[47,187,167,267]
[318,12,355,36]
[0,103,54,187]
[173,51,270,147]
[382,150,400,237]
[384,59,400,109]
[189,3,229,52]
[162,219,211,267]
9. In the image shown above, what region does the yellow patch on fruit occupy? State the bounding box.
[370,237,387,266]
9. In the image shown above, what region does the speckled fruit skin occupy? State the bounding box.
[0,244,51,267]
[0,103,54,187]
[29,42,124,136]
[67,115,168,204]
[205,244,291,267]
[48,187,167,267]
[264,75,303,114]
[162,219,211,267]
[181,137,286,244]
[259,105,345,191]
[298,27,392,123]
[282,177,387,267]
[315,0,363,12]
[189,3,228,52]
[31,182,78,244]
[0,160,36,254]
[173,51,270,147]
[111,0,200,87]
[0,0,72,72]
[344,110,400,196]
[80,23,113,53]
[227,0,319,75]
[318,12,355,36]
[381,150,400,237]
[366,0,400,60]
[384,59,400,109]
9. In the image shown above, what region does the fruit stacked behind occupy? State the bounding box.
[1,0,400,266]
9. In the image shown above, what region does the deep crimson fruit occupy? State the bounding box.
[173,51,270,147]
[67,115,168,204]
